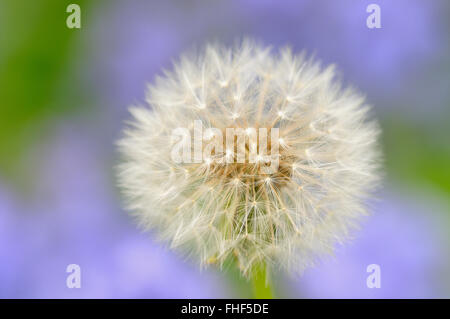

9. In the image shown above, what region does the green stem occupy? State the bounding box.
[250,262,273,299]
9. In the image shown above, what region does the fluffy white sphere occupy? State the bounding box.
[117,40,381,276]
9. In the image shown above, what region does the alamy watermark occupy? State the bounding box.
[366,264,381,288]
[171,121,280,174]
[366,4,381,29]
[66,4,81,29]
[66,264,81,288]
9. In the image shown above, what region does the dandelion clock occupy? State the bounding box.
[116,40,381,296]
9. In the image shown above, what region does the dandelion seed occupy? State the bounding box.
[231,112,240,120]
[117,40,381,276]
[204,157,212,165]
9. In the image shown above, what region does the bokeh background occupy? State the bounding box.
[1,0,449,298]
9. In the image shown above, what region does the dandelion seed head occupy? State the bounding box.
[117,40,381,276]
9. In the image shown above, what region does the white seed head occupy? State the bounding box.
[117,40,381,276]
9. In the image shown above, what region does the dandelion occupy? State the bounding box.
[117,40,381,278]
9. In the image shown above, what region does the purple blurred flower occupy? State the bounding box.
[0,125,228,298]
[287,192,449,298]
[234,0,445,97]
[87,0,447,118]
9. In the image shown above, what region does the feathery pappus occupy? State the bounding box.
[117,40,381,276]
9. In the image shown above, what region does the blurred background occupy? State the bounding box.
[1,0,449,298]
